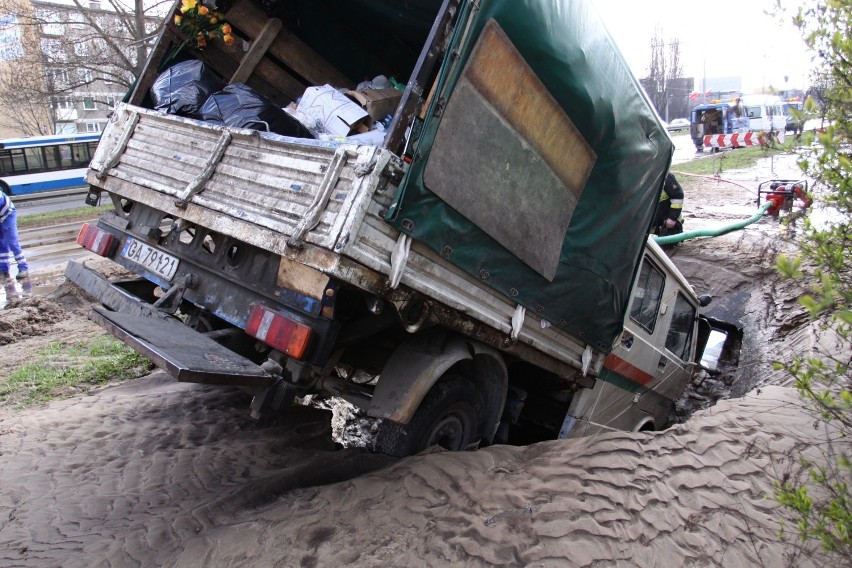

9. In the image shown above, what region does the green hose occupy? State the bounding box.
[653,201,773,246]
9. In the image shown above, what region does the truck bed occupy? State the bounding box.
[88,104,593,378]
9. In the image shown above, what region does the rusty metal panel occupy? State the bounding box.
[422,20,595,281]
[464,19,596,195]
[276,256,329,301]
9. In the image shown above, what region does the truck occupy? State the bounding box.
[67,0,729,456]
[690,100,750,151]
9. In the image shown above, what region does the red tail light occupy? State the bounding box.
[245,304,313,360]
[76,223,116,256]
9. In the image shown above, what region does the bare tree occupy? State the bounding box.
[646,27,683,121]
[0,63,52,136]
[0,0,169,134]
[0,1,50,134]
[805,72,831,127]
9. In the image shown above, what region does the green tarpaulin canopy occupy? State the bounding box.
[387,0,673,352]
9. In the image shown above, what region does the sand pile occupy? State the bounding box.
[0,378,839,567]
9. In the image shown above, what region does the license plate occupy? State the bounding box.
[121,238,180,281]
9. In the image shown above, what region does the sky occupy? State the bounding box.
[593,0,816,93]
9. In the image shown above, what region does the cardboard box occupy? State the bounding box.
[299,84,371,136]
[345,87,403,121]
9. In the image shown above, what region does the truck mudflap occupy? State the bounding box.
[90,307,272,389]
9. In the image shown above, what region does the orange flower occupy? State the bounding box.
[221,23,231,35]
[209,16,217,24]
[198,5,209,16]
[223,33,234,46]
[208,31,217,39]
[173,14,182,25]
[196,33,206,47]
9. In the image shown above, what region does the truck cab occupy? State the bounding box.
[531,239,716,439]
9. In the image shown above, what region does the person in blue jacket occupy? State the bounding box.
[0,192,29,281]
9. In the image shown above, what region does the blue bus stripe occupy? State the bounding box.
[9,176,87,195]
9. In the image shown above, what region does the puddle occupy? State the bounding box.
[0,278,34,309]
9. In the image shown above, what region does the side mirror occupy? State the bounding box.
[698,294,713,307]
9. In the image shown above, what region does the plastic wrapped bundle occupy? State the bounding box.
[150,60,224,118]
[200,83,315,138]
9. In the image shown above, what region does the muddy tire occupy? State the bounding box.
[375,375,482,457]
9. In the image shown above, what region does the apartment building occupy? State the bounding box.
[0,0,163,138]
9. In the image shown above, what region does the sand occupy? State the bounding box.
[0,153,848,567]
[0,377,839,567]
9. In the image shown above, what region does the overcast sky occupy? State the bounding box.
[593,0,816,93]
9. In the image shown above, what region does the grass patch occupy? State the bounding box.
[672,146,788,176]
[18,205,110,229]
[0,334,153,410]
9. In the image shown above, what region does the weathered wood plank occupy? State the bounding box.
[189,38,305,105]
[230,18,284,85]
[225,0,353,89]
[129,21,176,105]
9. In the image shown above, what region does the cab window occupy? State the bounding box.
[665,292,696,360]
[629,259,665,333]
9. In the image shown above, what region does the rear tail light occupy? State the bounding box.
[246,304,313,360]
[76,223,116,256]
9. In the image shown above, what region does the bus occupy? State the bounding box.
[0,133,100,196]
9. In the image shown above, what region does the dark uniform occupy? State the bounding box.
[653,172,685,236]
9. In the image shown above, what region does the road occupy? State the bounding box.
[3,190,97,306]
[14,188,90,217]
[670,131,697,165]
[18,220,96,273]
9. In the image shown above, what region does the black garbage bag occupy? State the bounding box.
[200,83,315,138]
[150,60,224,118]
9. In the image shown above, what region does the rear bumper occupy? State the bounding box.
[65,259,172,320]
[90,307,272,388]
[65,259,273,389]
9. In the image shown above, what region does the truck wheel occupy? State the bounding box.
[375,375,483,457]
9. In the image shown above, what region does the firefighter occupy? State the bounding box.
[0,192,29,281]
[652,172,685,236]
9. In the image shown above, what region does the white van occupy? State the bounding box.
[740,94,786,133]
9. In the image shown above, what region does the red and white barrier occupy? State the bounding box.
[702,131,782,148]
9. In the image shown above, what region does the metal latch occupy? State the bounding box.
[152,273,198,314]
